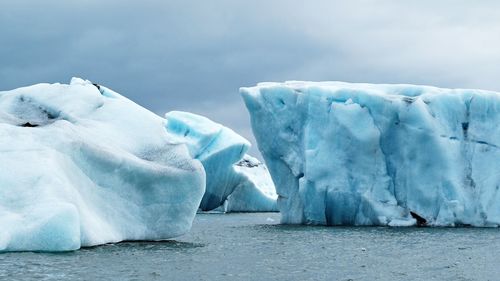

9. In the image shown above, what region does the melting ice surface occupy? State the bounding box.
[242,81,500,227]
[0,78,206,251]
[165,111,277,212]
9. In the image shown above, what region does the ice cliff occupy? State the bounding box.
[165,111,277,212]
[241,81,500,227]
[0,78,205,251]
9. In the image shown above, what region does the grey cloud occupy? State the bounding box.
[2,0,500,157]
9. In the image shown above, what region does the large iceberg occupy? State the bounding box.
[0,78,205,251]
[241,81,500,227]
[165,111,277,212]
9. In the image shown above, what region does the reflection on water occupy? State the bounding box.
[86,240,205,251]
[1,213,500,281]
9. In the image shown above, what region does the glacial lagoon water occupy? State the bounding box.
[1,213,500,281]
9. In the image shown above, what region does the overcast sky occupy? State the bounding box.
[2,0,500,156]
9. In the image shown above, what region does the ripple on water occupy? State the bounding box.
[1,213,500,281]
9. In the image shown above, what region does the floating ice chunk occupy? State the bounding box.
[241,81,500,227]
[165,111,249,211]
[222,155,278,212]
[0,78,205,251]
[165,112,277,212]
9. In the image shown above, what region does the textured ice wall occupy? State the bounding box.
[165,111,277,212]
[242,81,500,226]
[0,78,205,251]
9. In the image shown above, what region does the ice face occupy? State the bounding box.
[165,111,277,212]
[0,78,205,251]
[241,81,500,227]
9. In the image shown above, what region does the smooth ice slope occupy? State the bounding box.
[0,78,205,251]
[165,111,277,212]
[242,81,500,227]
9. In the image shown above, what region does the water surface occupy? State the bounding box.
[1,213,499,280]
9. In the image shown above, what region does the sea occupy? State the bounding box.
[1,212,499,281]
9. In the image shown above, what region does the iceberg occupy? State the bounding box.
[0,78,205,251]
[221,155,278,213]
[165,111,277,212]
[241,81,500,227]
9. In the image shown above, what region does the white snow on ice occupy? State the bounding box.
[0,78,205,251]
